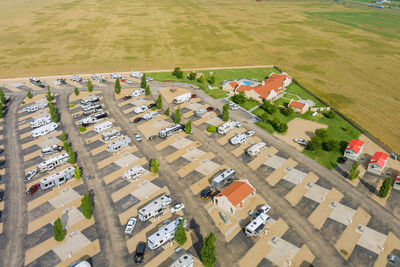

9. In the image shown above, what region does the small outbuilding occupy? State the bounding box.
[288,100,309,114]
[367,152,389,175]
[344,139,365,160]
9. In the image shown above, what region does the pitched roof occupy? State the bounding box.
[217,180,254,206]
[229,81,239,88]
[235,73,291,99]
[288,100,305,109]
[369,152,389,168]
[345,139,365,154]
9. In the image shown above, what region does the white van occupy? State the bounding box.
[230,132,247,145]
[134,105,148,114]
[246,142,267,157]
[173,93,191,104]
[217,121,236,135]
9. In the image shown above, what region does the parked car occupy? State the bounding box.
[134,105,148,114]
[24,169,37,181]
[246,130,255,137]
[256,205,271,216]
[72,113,82,119]
[294,138,308,146]
[235,121,242,128]
[133,133,142,142]
[123,95,132,100]
[338,157,347,164]
[170,203,185,214]
[125,217,137,234]
[200,188,212,200]
[229,103,240,110]
[207,107,214,112]
[121,78,133,84]
[148,103,157,109]
[27,183,40,196]
[149,135,157,141]
[191,94,197,98]
[134,242,146,264]
[134,117,143,123]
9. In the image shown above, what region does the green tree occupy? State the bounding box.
[145,84,151,96]
[185,120,192,134]
[174,106,182,124]
[156,94,163,109]
[0,104,3,119]
[53,217,65,241]
[277,122,288,133]
[80,193,93,219]
[74,166,82,180]
[188,72,196,80]
[261,112,269,122]
[271,117,280,128]
[0,88,6,104]
[74,87,79,96]
[315,128,328,139]
[150,158,160,173]
[174,218,187,245]
[208,75,216,84]
[283,107,294,116]
[322,139,339,151]
[114,78,121,94]
[49,103,59,123]
[60,132,67,142]
[68,149,76,164]
[207,125,217,133]
[261,101,277,114]
[165,107,170,116]
[231,92,247,105]
[379,178,392,198]
[172,67,183,79]
[306,136,321,151]
[27,90,33,99]
[349,161,360,180]
[323,110,335,119]
[46,86,52,102]
[87,80,93,92]
[201,232,217,267]
[63,141,71,152]
[197,75,206,83]
[222,104,229,121]
[141,74,147,89]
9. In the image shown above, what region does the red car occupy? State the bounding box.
[26,183,40,196]
[191,94,197,98]
[207,107,214,112]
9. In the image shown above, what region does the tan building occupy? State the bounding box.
[288,99,309,114]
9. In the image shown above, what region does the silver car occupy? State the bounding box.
[125,217,137,234]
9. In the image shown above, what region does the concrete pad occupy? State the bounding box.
[155,131,186,151]
[3,82,21,92]
[266,158,298,187]
[195,160,221,176]
[282,168,308,185]
[97,146,138,169]
[56,239,100,267]
[22,131,61,150]
[208,205,239,237]
[264,155,288,169]
[329,203,357,226]
[37,136,62,149]
[304,182,330,203]
[192,112,216,126]
[216,127,246,146]
[177,152,215,178]
[374,233,400,267]
[170,137,193,149]
[131,180,161,201]
[232,136,261,157]
[357,226,387,255]
[103,157,147,185]
[285,172,319,206]
[291,244,315,267]
[248,146,279,170]
[166,141,201,163]
[62,206,85,229]
[111,172,158,202]
[334,208,371,259]
[190,165,228,195]
[138,117,171,139]
[206,115,224,126]
[52,231,91,260]
[160,87,190,104]
[24,150,42,161]
[48,187,81,209]
[181,147,206,161]
[114,152,139,168]
[265,238,300,266]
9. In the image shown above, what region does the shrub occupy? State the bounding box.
[315,128,328,139]
[87,80,93,92]
[201,232,217,267]
[165,107,170,116]
[63,141,71,152]
[79,126,86,132]
[231,92,246,105]
[306,136,321,151]
[172,67,183,79]
[208,75,216,84]
[81,193,93,219]
[322,139,339,151]
[222,104,229,121]
[379,178,392,198]
[188,72,196,80]
[207,125,217,133]
[349,162,360,180]
[69,104,75,108]
[27,91,33,99]
[150,158,160,173]
[271,118,280,128]
[145,84,150,96]
[260,112,269,122]
[283,107,294,116]
[197,75,206,83]
[174,106,181,124]
[21,101,25,104]
[324,110,335,119]
[74,166,81,180]
[68,149,76,164]
[0,88,5,104]
[114,78,121,94]
[277,122,288,133]
[261,101,277,114]
[151,106,157,111]
[141,74,147,89]
[185,120,192,134]
[156,94,162,109]
[74,87,79,95]
[53,217,65,241]
[60,132,67,142]
[174,218,187,245]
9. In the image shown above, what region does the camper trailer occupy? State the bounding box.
[130,71,143,79]
[138,194,172,222]
[39,166,76,190]
[107,136,131,153]
[170,254,194,267]
[91,74,106,82]
[83,106,102,116]
[132,88,146,97]
[246,142,267,157]
[23,102,48,113]
[158,124,183,138]
[211,168,236,190]
[82,103,101,111]
[41,145,63,157]
[32,122,58,138]
[230,132,248,146]
[102,129,121,141]
[142,111,158,121]
[37,153,69,173]
[29,77,48,88]
[70,74,83,82]
[79,112,108,126]
[173,93,191,105]
[80,95,99,105]
[124,165,145,180]
[195,108,207,117]
[30,115,51,128]
[94,121,113,133]
[110,73,122,80]
[245,213,271,237]
[134,105,148,114]
[147,217,186,250]
[217,121,236,135]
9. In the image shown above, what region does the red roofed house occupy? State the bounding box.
[288,99,309,114]
[367,152,389,175]
[214,179,256,215]
[344,139,365,160]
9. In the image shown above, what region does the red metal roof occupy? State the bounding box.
[217,181,254,206]
[235,73,291,99]
[288,100,305,109]
[369,152,389,168]
[345,139,364,154]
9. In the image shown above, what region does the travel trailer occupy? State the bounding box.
[41,145,63,157]
[23,102,48,113]
[30,115,51,128]
[134,105,148,114]
[94,121,113,133]
[211,168,236,190]
[31,122,58,138]
[173,93,191,105]
[37,153,69,173]
[217,121,236,135]
[107,136,131,153]
[78,111,108,126]
[124,165,145,180]
[138,194,172,222]
[245,213,271,237]
[29,77,48,88]
[91,74,106,82]
[230,132,248,145]
[158,124,183,138]
[246,142,267,157]
[39,166,75,190]
[147,217,186,250]
[132,88,146,97]
[70,74,83,82]
[80,95,99,105]
[142,111,158,120]
[102,129,121,141]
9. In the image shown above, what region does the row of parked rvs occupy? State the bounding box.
[22,101,48,113]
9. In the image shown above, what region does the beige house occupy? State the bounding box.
[288,99,309,114]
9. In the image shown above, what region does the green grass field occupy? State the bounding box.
[0,0,399,152]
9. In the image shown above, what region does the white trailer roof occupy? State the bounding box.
[40,166,75,184]
[147,217,182,245]
[212,168,235,184]
[246,213,270,232]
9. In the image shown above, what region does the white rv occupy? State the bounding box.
[102,129,121,141]
[147,217,186,250]
[39,166,75,190]
[230,132,248,146]
[246,142,267,157]
[37,153,69,173]
[130,71,143,79]
[134,105,148,114]
[211,168,236,190]
[79,112,108,126]
[217,121,236,135]
[110,73,122,80]
[142,111,158,120]
[170,253,194,267]
[32,122,58,138]
[132,88,146,97]
[138,194,172,222]
[94,121,113,133]
[42,145,63,157]
[80,95,99,105]
[158,124,183,138]
[245,213,271,237]
[107,136,131,153]
[124,165,145,180]
[195,108,207,117]
[70,74,83,82]
[23,102,48,113]
[30,115,51,128]
[91,74,106,82]
[173,93,191,105]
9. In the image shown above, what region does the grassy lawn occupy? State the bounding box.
[275,82,325,108]
[252,107,298,133]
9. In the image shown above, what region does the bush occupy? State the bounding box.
[306,136,321,151]
[79,126,86,132]
[277,122,288,133]
[261,112,269,122]
[188,72,196,80]
[283,107,294,116]
[87,80,93,92]
[114,78,121,94]
[231,92,246,105]
[150,158,160,173]
[27,91,33,99]
[145,85,150,96]
[156,94,162,109]
[165,107,170,116]
[208,75,216,84]
[60,132,67,142]
[271,118,280,128]
[349,162,360,180]
[74,87,79,96]
[324,110,335,119]
[81,193,93,219]
[322,139,339,151]
[63,141,71,152]
[74,166,82,180]
[21,101,25,104]
[69,104,75,108]
[53,217,65,241]
[379,178,392,198]
[151,106,156,111]
[185,120,192,134]
[0,88,5,104]
[201,232,217,267]
[222,104,229,121]
[315,128,328,139]
[174,106,181,124]
[261,101,277,114]
[207,125,217,133]
[172,67,183,79]
[174,218,187,245]
[68,149,76,164]
[197,75,206,83]
[49,103,59,123]
[46,87,52,102]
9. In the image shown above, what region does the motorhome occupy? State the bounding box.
[142,111,158,120]
[30,115,51,128]
[138,194,172,222]
[132,88,146,97]
[102,129,121,141]
[37,153,69,173]
[110,73,122,80]
[246,142,267,157]
[23,102,48,113]
[78,112,108,126]
[39,166,75,190]
[83,106,102,116]
[41,145,63,157]
[32,122,58,138]
[170,254,194,267]
[217,121,236,135]
[91,74,106,82]
[245,213,271,237]
[230,132,248,146]
[80,95,99,105]
[134,105,148,114]
[147,217,186,250]
[124,165,145,180]
[173,93,191,105]
[158,124,183,138]
[107,136,131,153]
[94,121,113,133]
[29,77,47,88]
[211,168,236,190]
[70,74,83,82]
[195,108,207,117]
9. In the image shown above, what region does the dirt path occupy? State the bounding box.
[1,95,27,267]
[58,93,128,267]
